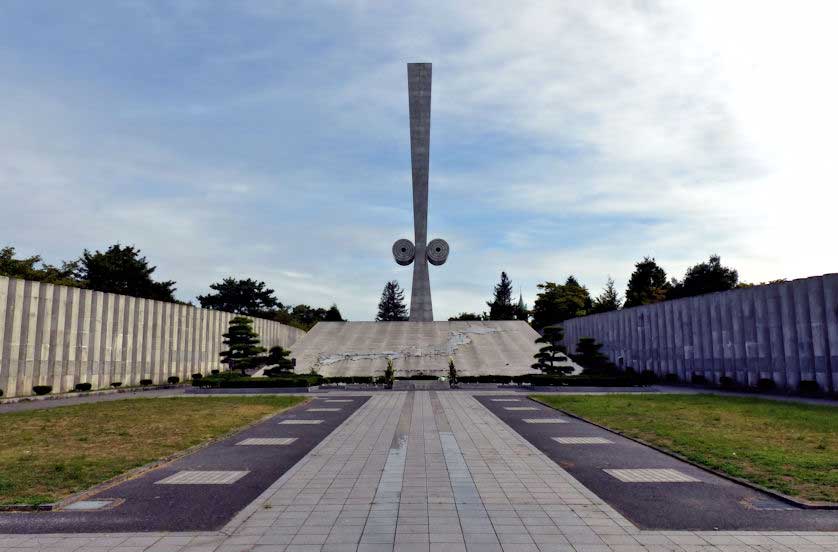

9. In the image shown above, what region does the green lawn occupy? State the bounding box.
[531,393,838,503]
[0,396,306,506]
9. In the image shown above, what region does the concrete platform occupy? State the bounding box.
[289,320,576,377]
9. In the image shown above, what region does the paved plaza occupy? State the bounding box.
[1,391,837,551]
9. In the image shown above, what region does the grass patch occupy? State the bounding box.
[0,395,305,506]
[531,393,838,503]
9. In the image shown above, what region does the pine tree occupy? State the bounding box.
[264,346,294,376]
[572,337,617,376]
[591,277,622,313]
[220,316,266,375]
[531,325,571,375]
[76,244,176,302]
[514,292,529,322]
[624,257,670,308]
[376,280,408,321]
[198,277,280,317]
[487,271,515,320]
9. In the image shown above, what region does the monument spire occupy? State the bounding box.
[392,62,449,322]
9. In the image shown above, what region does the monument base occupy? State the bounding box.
[289,320,574,378]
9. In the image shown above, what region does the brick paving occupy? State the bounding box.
[0,391,836,551]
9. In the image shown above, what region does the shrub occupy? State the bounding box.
[384,358,395,388]
[719,376,735,388]
[663,373,680,384]
[74,382,92,392]
[0,389,4,397]
[140,379,153,386]
[691,373,707,384]
[448,357,457,388]
[571,337,617,376]
[639,370,658,384]
[33,385,52,395]
[191,373,203,380]
[757,378,776,391]
[111,381,122,388]
[211,369,220,375]
[167,376,180,385]
[323,376,374,384]
[193,374,319,389]
[799,380,820,395]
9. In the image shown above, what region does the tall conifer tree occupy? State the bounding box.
[487,271,515,320]
[376,280,408,321]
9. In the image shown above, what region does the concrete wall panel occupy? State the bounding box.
[562,274,838,395]
[0,276,304,398]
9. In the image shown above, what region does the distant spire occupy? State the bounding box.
[517,289,525,309]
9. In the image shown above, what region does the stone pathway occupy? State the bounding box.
[0,391,836,551]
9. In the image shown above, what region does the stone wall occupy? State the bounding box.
[562,274,838,394]
[0,276,305,398]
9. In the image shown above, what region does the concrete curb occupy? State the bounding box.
[0,385,185,405]
[529,395,838,511]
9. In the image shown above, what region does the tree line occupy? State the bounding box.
[0,244,344,331]
[377,254,761,331]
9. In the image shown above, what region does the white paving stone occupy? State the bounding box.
[236,437,297,445]
[522,418,568,423]
[604,468,700,483]
[553,436,613,444]
[155,470,249,485]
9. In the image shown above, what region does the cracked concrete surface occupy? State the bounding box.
[290,321,578,377]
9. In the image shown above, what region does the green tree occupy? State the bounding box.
[376,280,408,321]
[591,276,622,313]
[448,357,458,388]
[198,277,280,317]
[76,244,176,301]
[449,312,486,321]
[220,316,266,375]
[487,271,515,320]
[531,325,571,375]
[624,257,670,308]
[572,337,617,376]
[0,246,79,286]
[531,276,592,331]
[263,345,294,376]
[383,358,395,388]
[274,303,342,331]
[669,255,739,299]
[324,304,344,321]
[514,292,529,322]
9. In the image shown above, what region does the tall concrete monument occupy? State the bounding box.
[392,62,449,322]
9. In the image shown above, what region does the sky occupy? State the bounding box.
[1,1,836,321]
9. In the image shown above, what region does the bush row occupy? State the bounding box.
[194,376,317,389]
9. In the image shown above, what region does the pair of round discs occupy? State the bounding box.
[393,238,449,266]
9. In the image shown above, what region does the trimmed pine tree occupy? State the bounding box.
[220,316,266,375]
[531,325,571,375]
[264,346,295,377]
[572,337,617,376]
